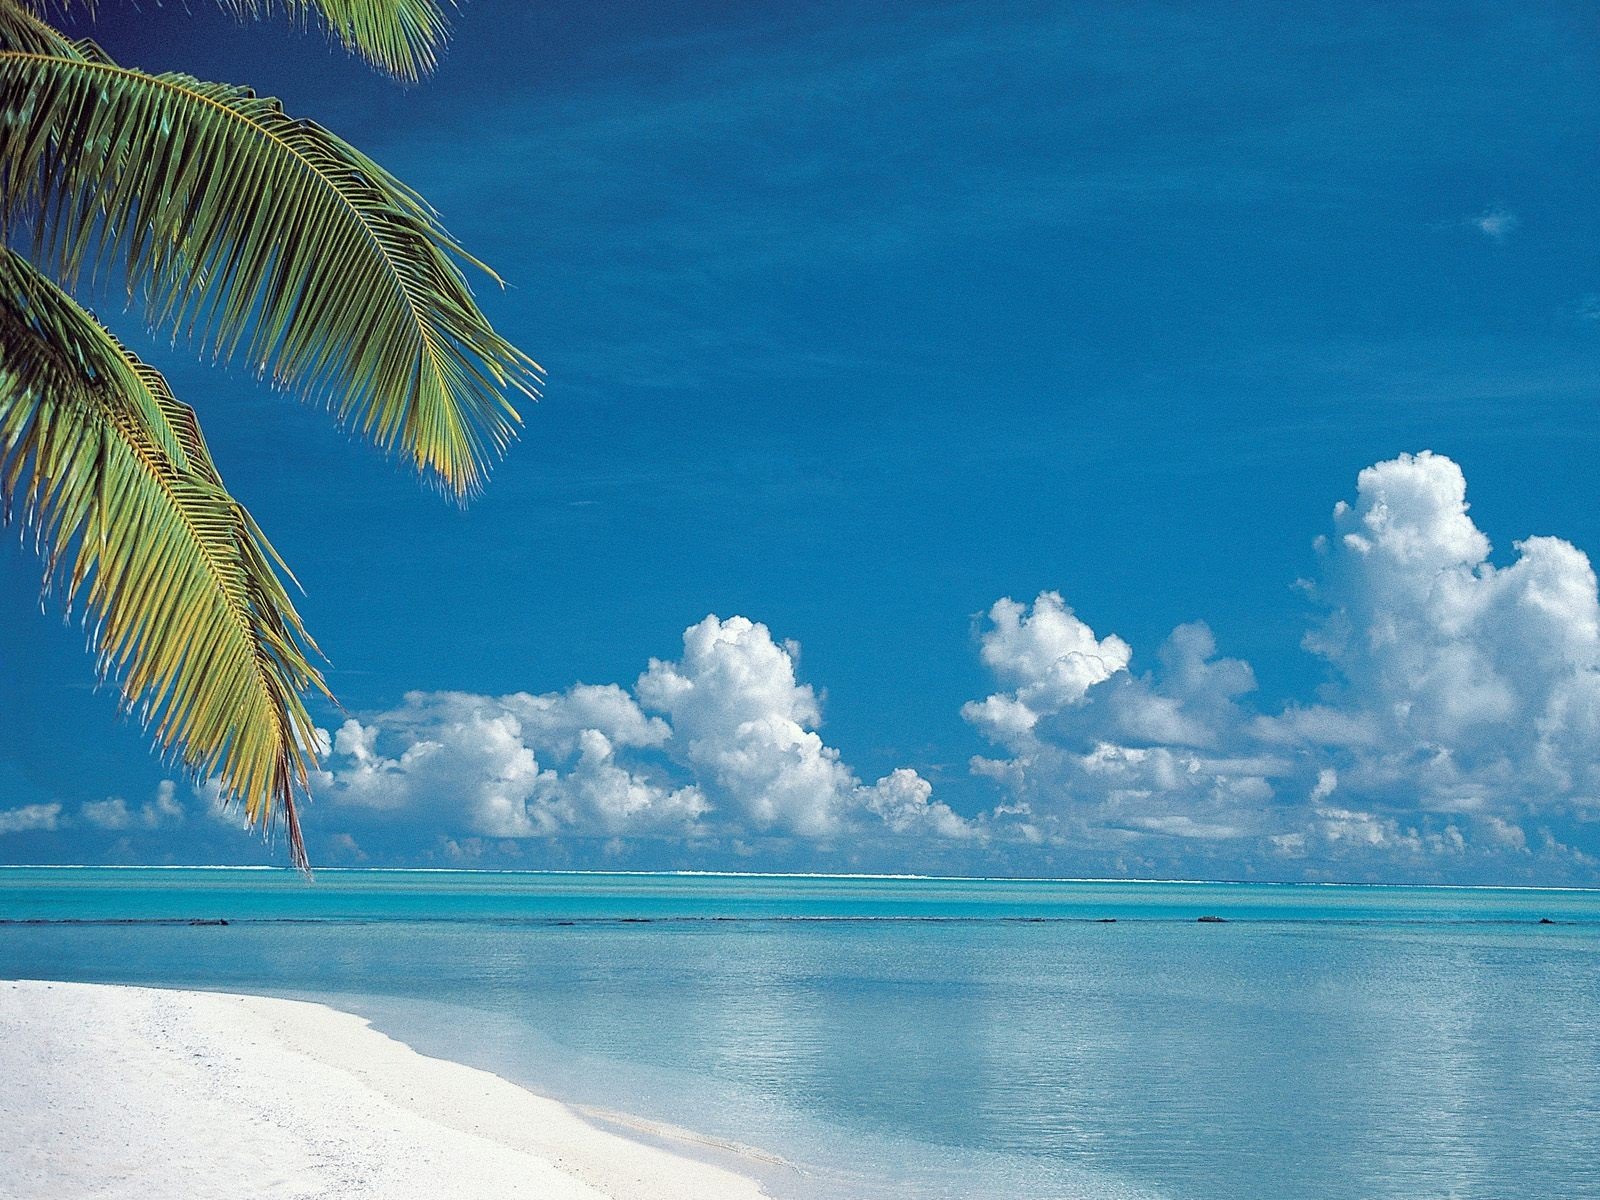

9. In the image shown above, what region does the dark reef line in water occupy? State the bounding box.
[0,915,1581,927]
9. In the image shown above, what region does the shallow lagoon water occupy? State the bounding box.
[3,869,1597,1199]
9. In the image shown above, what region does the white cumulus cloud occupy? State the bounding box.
[81,781,185,831]
[964,451,1600,875]
[318,688,706,840]
[0,803,61,835]
[314,614,969,848]
[961,592,1131,744]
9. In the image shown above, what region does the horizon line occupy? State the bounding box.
[1,864,1596,892]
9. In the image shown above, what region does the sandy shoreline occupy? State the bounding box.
[0,979,773,1199]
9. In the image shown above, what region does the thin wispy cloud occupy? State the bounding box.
[377,4,1564,391]
[1471,205,1519,240]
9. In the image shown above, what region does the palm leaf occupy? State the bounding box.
[217,0,451,83]
[0,246,329,866]
[0,40,541,497]
[22,0,450,82]
[0,0,96,56]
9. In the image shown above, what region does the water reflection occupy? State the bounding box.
[2,894,1597,1199]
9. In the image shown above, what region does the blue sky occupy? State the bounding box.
[3,0,1599,880]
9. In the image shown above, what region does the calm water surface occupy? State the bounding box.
[2,868,1597,1199]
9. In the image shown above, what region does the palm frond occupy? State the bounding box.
[0,44,541,497]
[0,247,329,866]
[220,0,451,83]
[0,0,96,56]
[17,0,448,81]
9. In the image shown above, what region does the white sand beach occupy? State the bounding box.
[0,980,772,1200]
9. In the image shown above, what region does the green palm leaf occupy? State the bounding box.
[25,0,450,82]
[0,40,541,497]
[0,247,329,866]
[218,0,451,82]
[0,0,93,56]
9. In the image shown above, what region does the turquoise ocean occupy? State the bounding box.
[3,868,1597,1199]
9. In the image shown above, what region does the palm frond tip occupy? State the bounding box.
[14,0,450,81]
[219,0,453,82]
[0,247,329,866]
